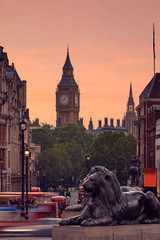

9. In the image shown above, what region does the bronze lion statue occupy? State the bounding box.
[60,166,160,226]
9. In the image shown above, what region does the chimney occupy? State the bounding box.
[104,118,108,126]
[117,119,120,127]
[98,120,102,128]
[110,118,114,127]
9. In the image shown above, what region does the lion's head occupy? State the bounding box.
[82,166,127,219]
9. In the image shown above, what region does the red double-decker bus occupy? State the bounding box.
[0,192,66,220]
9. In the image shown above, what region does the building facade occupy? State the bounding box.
[86,117,128,136]
[156,119,160,196]
[123,83,136,135]
[86,84,136,136]
[0,46,30,191]
[56,48,80,127]
[135,73,160,191]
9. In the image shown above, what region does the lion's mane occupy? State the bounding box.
[84,166,127,220]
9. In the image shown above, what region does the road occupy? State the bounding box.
[0,222,56,239]
[0,190,79,239]
[68,189,78,206]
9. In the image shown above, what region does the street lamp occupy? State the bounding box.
[0,158,4,192]
[25,149,30,219]
[85,153,91,173]
[20,119,26,217]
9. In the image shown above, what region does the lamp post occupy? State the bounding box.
[42,169,47,192]
[30,170,32,192]
[20,120,26,217]
[85,153,91,173]
[25,149,30,219]
[0,158,3,192]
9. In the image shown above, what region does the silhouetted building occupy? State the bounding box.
[86,117,128,136]
[135,73,160,191]
[0,46,30,191]
[78,118,83,127]
[156,119,160,196]
[88,118,93,130]
[56,48,80,127]
[123,83,136,135]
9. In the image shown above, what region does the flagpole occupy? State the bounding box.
[153,23,156,76]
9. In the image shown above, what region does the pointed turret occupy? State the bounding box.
[123,82,136,135]
[127,82,134,110]
[58,47,77,86]
[88,118,93,130]
[63,47,73,70]
[129,82,133,99]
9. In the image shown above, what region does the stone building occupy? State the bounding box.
[86,117,128,136]
[123,83,136,135]
[29,125,41,188]
[84,83,136,136]
[0,46,30,191]
[156,119,160,196]
[135,73,160,192]
[55,48,132,137]
[56,48,80,127]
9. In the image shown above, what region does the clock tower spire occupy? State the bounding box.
[56,48,80,127]
[123,82,136,135]
[127,82,134,112]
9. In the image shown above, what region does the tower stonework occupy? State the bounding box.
[56,48,80,127]
[123,83,136,135]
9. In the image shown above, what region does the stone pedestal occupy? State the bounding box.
[61,210,82,219]
[52,224,160,240]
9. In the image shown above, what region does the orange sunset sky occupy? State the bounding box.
[1,0,160,128]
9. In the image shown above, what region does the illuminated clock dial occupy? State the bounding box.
[60,95,69,105]
[75,95,78,106]
[129,105,133,111]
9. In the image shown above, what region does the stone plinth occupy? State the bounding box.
[61,211,82,219]
[52,224,160,240]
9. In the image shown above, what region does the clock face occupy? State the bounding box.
[129,105,133,112]
[75,95,78,106]
[60,95,69,105]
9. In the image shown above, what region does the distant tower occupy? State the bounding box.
[88,118,93,130]
[56,48,80,127]
[123,83,136,135]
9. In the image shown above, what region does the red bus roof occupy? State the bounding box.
[0,192,57,197]
[51,196,66,203]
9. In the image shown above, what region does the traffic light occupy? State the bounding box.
[66,191,71,199]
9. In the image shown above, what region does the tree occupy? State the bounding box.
[90,131,136,185]
[31,124,54,151]
[34,124,95,188]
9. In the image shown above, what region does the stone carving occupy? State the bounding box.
[60,166,160,226]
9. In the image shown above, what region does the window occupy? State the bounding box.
[155,134,160,139]
[157,145,160,150]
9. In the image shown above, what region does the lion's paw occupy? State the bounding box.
[59,219,67,225]
[143,218,160,224]
[81,218,94,226]
[59,219,71,225]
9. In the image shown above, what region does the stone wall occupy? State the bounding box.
[53,224,160,240]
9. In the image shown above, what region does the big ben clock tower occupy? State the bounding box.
[56,48,80,127]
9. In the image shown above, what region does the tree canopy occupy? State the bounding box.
[31,123,136,188]
[90,131,136,185]
[32,124,94,189]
